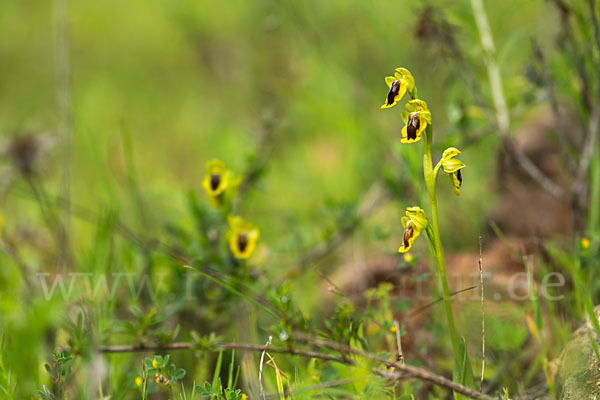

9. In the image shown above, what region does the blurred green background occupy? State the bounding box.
[0,0,555,247]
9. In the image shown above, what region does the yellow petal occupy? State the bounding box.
[398,228,420,253]
[442,147,461,160]
[581,237,591,249]
[416,118,427,139]
[247,227,260,241]
[400,135,422,144]
[400,125,409,143]
[405,207,428,231]
[385,76,396,88]
[395,85,408,104]
[450,172,462,196]
[227,216,245,229]
[206,192,225,208]
[205,159,226,174]
[441,158,465,174]
[419,110,432,125]
[395,68,415,91]
[401,215,410,227]
[406,99,428,113]
[400,111,409,124]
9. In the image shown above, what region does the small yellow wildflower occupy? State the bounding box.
[202,159,241,208]
[241,395,247,400]
[581,237,591,249]
[403,253,414,263]
[400,100,432,143]
[152,359,158,368]
[381,68,415,109]
[135,376,143,387]
[390,325,397,333]
[437,147,466,195]
[398,207,428,253]
[367,322,380,336]
[226,216,260,259]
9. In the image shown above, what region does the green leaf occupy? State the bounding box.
[452,337,475,400]
[211,351,223,396]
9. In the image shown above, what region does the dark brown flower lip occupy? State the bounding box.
[403,221,415,248]
[387,80,401,106]
[406,112,420,141]
[456,169,462,186]
[210,173,221,190]
[237,232,248,252]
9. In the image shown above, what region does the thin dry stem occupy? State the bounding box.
[394,320,404,364]
[265,353,294,397]
[479,234,485,393]
[99,337,493,400]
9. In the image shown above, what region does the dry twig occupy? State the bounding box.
[394,320,404,365]
[99,337,494,400]
[479,234,485,393]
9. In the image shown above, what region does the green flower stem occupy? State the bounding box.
[425,225,437,258]
[422,126,460,357]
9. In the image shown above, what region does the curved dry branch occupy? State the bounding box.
[99,338,494,400]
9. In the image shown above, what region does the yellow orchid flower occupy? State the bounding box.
[398,206,428,253]
[201,159,241,208]
[400,100,432,144]
[226,216,260,259]
[437,147,466,195]
[381,68,415,109]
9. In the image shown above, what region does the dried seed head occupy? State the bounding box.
[5,134,40,175]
